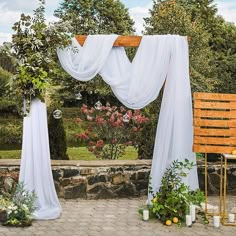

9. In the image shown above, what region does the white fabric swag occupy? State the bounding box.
[57,35,199,197]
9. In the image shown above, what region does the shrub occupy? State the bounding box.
[48,109,69,160]
[76,102,149,159]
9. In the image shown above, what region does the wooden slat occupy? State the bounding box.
[194,92,236,101]
[76,35,142,47]
[194,119,236,127]
[194,136,236,145]
[194,101,236,109]
[193,145,235,154]
[194,109,236,118]
[75,35,190,47]
[194,127,236,136]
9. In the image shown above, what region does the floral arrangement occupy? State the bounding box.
[75,102,149,159]
[0,182,37,227]
[148,159,205,226]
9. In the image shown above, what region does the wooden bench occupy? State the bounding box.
[193,92,236,223]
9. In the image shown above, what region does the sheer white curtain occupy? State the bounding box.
[57,35,199,197]
[20,99,61,219]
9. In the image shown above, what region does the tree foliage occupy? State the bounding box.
[174,0,236,93]
[144,0,218,93]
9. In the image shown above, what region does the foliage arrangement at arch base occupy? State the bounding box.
[76,102,149,159]
[0,182,37,227]
[140,159,207,227]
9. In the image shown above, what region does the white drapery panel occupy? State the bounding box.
[20,99,61,219]
[57,35,199,197]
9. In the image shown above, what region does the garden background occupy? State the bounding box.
[0,0,235,161]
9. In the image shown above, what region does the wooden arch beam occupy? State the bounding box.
[75,35,190,47]
[75,35,142,47]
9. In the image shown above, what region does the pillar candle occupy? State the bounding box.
[228,213,235,223]
[143,209,149,221]
[190,204,196,223]
[186,215,192,227]
[213,216,220,228]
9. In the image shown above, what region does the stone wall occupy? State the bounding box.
[1,159,236,199]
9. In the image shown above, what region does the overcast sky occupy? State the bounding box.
[0,0,236,45]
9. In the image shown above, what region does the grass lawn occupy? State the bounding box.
[0,146,138,160]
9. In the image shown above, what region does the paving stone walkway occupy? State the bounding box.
[0,197,235,236]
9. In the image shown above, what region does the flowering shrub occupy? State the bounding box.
[75,102,149,159]
[0,182,37,227]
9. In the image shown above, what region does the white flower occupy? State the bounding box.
[14,210,18,214]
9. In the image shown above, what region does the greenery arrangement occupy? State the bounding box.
[76,102,149,159]
[0,182,37,227]
[148,159,205,226]
[10,0,72,116]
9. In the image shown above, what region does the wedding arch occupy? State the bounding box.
[19,34,199,220]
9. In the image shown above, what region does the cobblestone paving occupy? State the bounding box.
[0,197,235,236]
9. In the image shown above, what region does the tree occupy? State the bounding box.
[144,0,218,93]
[54,0,134,35]
[176,0,236,94]
[54,0,135,101]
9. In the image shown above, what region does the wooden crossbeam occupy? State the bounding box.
[75,35,190,47]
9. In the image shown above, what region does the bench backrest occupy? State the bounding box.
[193,92,236,154]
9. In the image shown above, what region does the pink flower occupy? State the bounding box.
[120,106,126,112]
[80,133,89,140]
[112,106,117,111]
[89,141,95,146]
[127,110,132,118]
[81,104,88,114]
[96,139,104,147]
[87,115,93,121]
[110,115,115,123]
[132,127,138,132]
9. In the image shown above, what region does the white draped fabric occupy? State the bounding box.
[57,35,199,197]
[20,99,61,219]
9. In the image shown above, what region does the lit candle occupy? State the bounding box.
[190,204,196,223]
[186,215,192,227]
[143,209,149,221]
[228,213,235,223]
[213,216,220,228]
